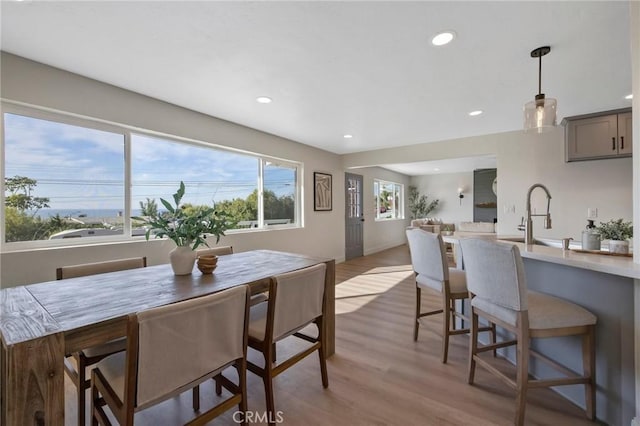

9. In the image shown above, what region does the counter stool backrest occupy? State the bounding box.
[405,229,448,282]
[459,239,528,312]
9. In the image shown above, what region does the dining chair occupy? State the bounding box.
[57,256,147,426]
[244,263,328,426]
[91,285,250,426]
[459,238,597,425]
[405,228,494,363]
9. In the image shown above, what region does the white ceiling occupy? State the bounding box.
[381,155,497,177]
[0,1,633,167]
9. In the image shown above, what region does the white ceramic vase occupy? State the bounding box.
[169,245,196,275]
[608,240,629,254]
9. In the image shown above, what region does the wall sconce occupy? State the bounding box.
[457,187,465,205]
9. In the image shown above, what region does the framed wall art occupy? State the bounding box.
[314,172,332,211]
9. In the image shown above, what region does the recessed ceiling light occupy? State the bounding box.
[343,134,353,139]
[625,94,633,100]
[434,168,440,171]
[469,110,483,116]
[431,31,456,46]
[256,96,272,104]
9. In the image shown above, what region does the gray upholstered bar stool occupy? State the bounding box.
[406,228,494,363]
[459,238,597,426]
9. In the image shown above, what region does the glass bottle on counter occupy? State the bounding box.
[581,219,601,251]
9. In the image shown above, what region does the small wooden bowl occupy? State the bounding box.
[197,255,218,274]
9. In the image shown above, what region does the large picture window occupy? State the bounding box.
[1,106,302,248]
[374,179,404,220]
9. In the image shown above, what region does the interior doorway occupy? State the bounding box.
[345,172,364,260]
[473,168,497,223]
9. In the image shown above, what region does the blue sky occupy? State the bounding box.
[4,113,296,211]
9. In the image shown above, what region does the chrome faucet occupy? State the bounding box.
[517,183,552,245]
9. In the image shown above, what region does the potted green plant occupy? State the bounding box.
[441,224,453,236]
[133,181,235,275]
[596,218,633,254]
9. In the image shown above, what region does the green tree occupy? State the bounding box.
[214,189,294,226]
[408,185,439,219]
[5,175,50,215]
[3,207,49,242]
[139,198,158,217]
[4,176,54,242]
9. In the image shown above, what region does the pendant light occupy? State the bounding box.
[523,46,557,133]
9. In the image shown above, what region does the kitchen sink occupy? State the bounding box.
[498,236,579,249]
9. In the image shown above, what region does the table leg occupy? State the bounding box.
[323,259,336,357]
[2,333,65,426]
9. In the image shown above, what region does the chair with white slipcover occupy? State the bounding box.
[245,263,329,426]
[90,285,250,425]
[57,256,147,426]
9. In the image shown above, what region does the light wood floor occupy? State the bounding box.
[66,245,597,425]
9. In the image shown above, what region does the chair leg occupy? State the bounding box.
[441,293,451,363]
[491,322,497,357]
[317,320,329,388]
[263,345,276,426]
[582,325,596,420]
[192,384,200,411]
[468,311,478,384]
[77,355,86,426]
[90,377,98,426]
[414,286,421,341]
[214,375,222,395]
[514,331,529,426]
[237,362,248,426]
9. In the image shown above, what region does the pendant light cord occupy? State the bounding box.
[538,54,543,96]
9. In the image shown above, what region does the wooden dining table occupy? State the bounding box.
[0,249,335,426]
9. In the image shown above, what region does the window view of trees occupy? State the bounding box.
[374,180,404,220]
[3,110,300,245]
[4,175,109,242]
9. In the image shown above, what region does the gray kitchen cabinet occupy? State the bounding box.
[618,111,632,156]
[564,108,632,161]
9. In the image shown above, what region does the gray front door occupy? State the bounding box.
[345,172,364,260]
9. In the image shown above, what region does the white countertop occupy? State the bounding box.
[443,235,640,280]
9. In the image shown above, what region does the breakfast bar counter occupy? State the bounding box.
[444,234,640,279]
[444,234,636,425]
[506,239,640,279]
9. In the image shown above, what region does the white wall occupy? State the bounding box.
[0,53,348,286]
[345,167,411,255]
[345,128,633,241]
[410,172,474,225]
[497,127,632,240]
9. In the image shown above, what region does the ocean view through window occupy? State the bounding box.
[2,106,302,248]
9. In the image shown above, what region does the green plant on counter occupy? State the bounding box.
[596,218,633,241]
